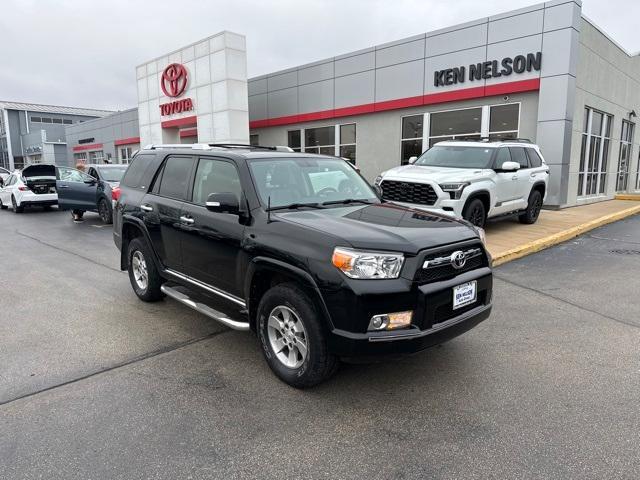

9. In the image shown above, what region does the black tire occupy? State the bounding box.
[462,198,486,228]
[98,198,113,224]
[127,237,164,302]
[519,189,543,224]
[0,198,7,210]
[43,205,53,211]
[11,196,23,213]
[257,283,338,388]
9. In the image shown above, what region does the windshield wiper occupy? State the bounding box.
[266,202,325,212]
[321,198,375,206]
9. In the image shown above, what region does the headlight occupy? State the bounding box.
[374,174,384,186]
[439,182,470,200]
[332,247,404,279]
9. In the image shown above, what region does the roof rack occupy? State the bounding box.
[142,143,295,152]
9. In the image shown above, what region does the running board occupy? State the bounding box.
[161,285,250,331]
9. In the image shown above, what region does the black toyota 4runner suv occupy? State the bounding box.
[114,144,493,387]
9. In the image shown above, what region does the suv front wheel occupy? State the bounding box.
[257,283,338,388]
[127,237,164,302]
[463,198,486,228]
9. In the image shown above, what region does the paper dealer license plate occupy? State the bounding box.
[453,281,477,310]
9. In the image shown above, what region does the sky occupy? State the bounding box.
[0,0,637,111]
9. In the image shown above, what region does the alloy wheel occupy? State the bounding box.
[131,251,148,290]
[267,305,308,369]
[99,200,109,222]
[469,205,484,227]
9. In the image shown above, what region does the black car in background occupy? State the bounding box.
[113,144,493,387]
[57,164,128,223]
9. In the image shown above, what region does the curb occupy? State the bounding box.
[492,203,640,266]
[614,194,640,201]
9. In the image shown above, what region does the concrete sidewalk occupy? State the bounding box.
[485,199,640,265]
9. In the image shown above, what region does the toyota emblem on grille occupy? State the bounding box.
[450,250,466,269]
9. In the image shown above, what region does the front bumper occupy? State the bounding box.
[324,267,493,356]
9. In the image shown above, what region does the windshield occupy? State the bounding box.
[248,157,377,209]
[415,145,494,169]
[97,166,127,182]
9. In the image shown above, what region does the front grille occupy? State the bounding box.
[380,180,437,206]
[415,244,488,284]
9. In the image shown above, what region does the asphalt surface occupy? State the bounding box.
[1,207,639,479]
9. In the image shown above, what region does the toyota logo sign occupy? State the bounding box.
[160,63,188,98]
[450,251,467,269]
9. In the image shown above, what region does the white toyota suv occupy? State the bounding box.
[375,139,549,227]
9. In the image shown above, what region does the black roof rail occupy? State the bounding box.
[501,138,532,143]
[208,143,295,152]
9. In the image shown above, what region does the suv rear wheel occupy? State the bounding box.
[463,198,486,228]
[257,283,338,388]
[519,189,543,224]
[127,237,164,302]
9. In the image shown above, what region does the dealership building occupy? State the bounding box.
[7,0,639,208]
[0,102,112,170]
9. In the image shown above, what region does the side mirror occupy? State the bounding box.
[408,156,418,165]
[84,177,97,185]
[500,161,520,172]
[206,192,239,214]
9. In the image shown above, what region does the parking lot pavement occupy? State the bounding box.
[1,208,639,479]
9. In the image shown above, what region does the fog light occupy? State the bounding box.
[368,311,413,331]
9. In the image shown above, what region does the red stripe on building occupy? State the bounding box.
[179,128,198,138]
[114,136,141,146]
[484,78,540,96]
[73,143,103,152]
[248,78,541,129]
[161,115,197,128]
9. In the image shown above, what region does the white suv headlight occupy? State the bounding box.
[374,174,384,186]
[332,247,404,279]
[439,182,470,200]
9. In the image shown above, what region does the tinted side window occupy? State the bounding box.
[509,147,529,169]
[122,155,153,188]
[158,156,194,200]
[493,148,511,168]
[192,158,241,205]
[526,148,543,168]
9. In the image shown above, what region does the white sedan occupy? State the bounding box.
[0,164,58,213]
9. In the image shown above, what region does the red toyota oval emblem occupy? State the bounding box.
[160,63,188,98]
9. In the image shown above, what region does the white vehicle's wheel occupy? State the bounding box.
[11,196,23,213]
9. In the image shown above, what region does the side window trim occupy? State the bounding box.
[508,147,530,169]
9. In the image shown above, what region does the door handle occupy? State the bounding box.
[530,173,537,178]
[180,215,195,225]
[140,204,153,212]
[511,175,518,181]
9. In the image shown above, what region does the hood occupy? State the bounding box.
[22,164,56,178]
[382,165,492,184]
[273,203,477,254]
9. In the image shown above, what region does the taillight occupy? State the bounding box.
[18,185,30,191]
[111,186,121,202]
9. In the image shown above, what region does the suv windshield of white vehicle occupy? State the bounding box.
[415,146,494,169]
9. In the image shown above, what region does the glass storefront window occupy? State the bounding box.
[339,124,356,164]
[489,104,519,136]
[287,130,301,151]
[305,126,334,148]
[401,115,424,164]
[578,107,613,197]
[616,120,634,192]
[430,108,481,137]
